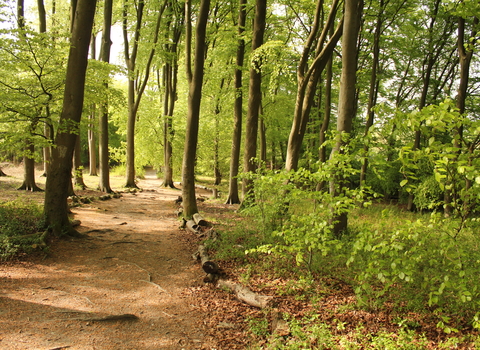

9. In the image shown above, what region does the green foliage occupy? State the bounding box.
[243,145,373,269]
[0,201,45,260]
[348,207,480,331]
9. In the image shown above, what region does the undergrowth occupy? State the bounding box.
[0,201,46,260]
[211,166,480,348]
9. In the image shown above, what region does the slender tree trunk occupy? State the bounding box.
[44,0,96,237]
[98,0,113,192]
[123,0,166,188]
[88,34,98,177]
[88,104,97,176]
[242,0,267,202]
[73,133,86,189]
[407,0,442,211]
[225,0,247,204]
[359,0,384,187]
[285,0,343,171]
[259,104,267,166]
[181,0,211,218]
[161,65,176,188]
[329,0,363,236]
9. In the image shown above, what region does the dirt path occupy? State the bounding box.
[0,175,215,349]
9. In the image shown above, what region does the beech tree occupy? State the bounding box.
[98,0,113,192]
[284,0,344,172]
[181,0,211,218]
[225,0,247,204]
[123,0,167,188]
[329,0,363,235]
[44,0,97,236]
[242,0,267,201]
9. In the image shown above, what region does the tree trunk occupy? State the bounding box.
[359,0,384,187]
[181,0,211,218]
[285,0,343,171]
[407,0,442,211]
[162,65,176,188]
[18,141,43,192]
[225,0,246,205]
[259,105,267,166]
[242,0,267,202]
[88,105,98,176]
[88,34,98,177]
[329,0,363,236]
[44,0,96,237]
[73,133,86,189]
[98,0,113,192]
[123,0,166,188]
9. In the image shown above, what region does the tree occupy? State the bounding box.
[242,0,267,201]
[284,0,344,172]
[160,0,183,188]
[181,0,211,218]
[98,0,113,192]
[123,0,167,188]
[44,0,97,237]
[87,33,98,177]
[225,0,247,204]
[329,0,363,235]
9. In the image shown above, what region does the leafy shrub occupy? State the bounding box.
[0,201,45,260]
[413,176,443,211]
[348,211,480,331]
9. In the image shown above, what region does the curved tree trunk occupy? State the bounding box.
[44,0,96,237]
[242,0,267,202]
[225,0,247,205]
[285,0,343,171]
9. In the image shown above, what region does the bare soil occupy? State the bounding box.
[0,165,219,350]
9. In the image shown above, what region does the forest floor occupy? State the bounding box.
[2,163,480,350]
[0,164,243,350]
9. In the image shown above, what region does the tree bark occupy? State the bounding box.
[225,0,247,205]
[242,0,267,202]
[44,0,97,237]
[123,0,166,188]
[285,0,343,171]
[98,0,113,192]
[88,34,98,177]
[18,141,43,192]
[181,0,211,218]
[359,0,384,187]
[73,133,86,189]
[329,0,363,236]
[217,279,273,309]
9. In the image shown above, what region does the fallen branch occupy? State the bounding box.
[217,279,274,309]
[73,313,139,322]
[193,244,219,274]
[193,213,209,227]
[185,220,200,234]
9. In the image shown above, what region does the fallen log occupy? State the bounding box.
[185,220,200,234]
[193,213,209,227]
[194,244,219,274]
[217,279,274,309]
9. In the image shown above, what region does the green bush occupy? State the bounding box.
[0,201,45,260]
